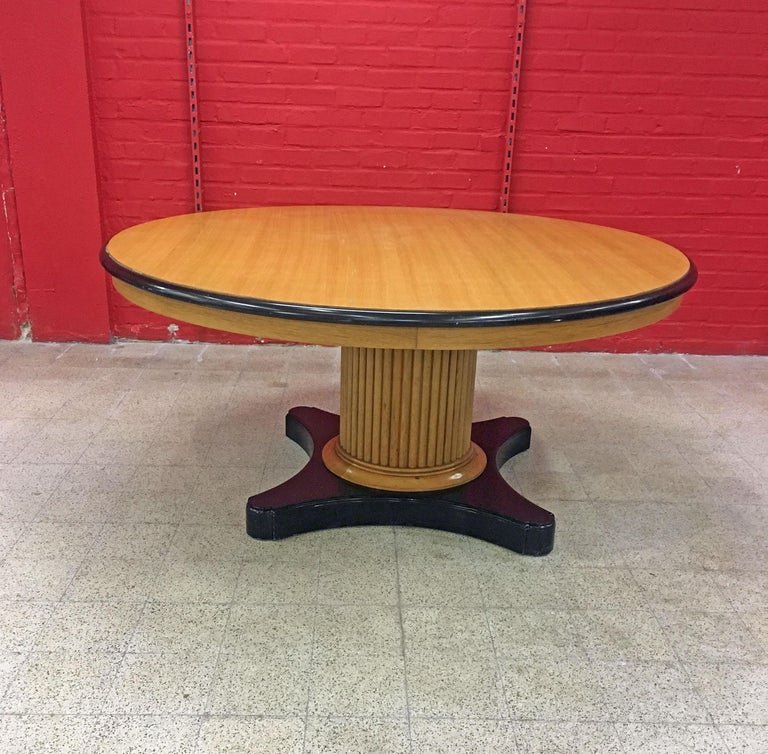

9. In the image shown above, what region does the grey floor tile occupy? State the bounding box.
[487,609,578,656]
[305,718,409,753]
[514,470,589,503]
[563,442,633,475]
[395,527,477,563]
[0,650,26,698]
[687,663,768,724]
[407,651,508,719]
[125,464,202,491]
[195,717,305,754]
[513,722,623,754]
[308,651,407,717]
[631,569,733,613]
[14,438,89,465]
[319,526,397,563]
[577,471,651,502]
[0,522,27,556]
[558,567,648,610]
[1,651,121,714]
[172,488,247,526]
[657,610,766,663]
[313,605,402,657]
[568,609,676,662]
[512,444,574,474]
[34,602,142,652]
[106,653,218,715]
[193,464,264,491]
[105,491,190,524]
[717,724,768,753]
[144,443,218,468]
[398,557,483,607]
[403,607,495,657]
[0,418,47,443]
[64,558,158,602]
[35,489,123,523]
[595,660,710,723]
[0,465,69,493]
[149,560,240,603]
[700,475,768,506]
[166,524,253,560]
[742,612,768,654]
[641,471,715,504]
[92,715,201,754]
[614,723,729,753]
[404,608,506,718]
[318,561,398,606]
[476,562,563,610]
[235,560,317,604]
[0,602,55,651]
[498,648,604,721]
[206,651,310,715]
[0,489,50,521]
[127,603,229,654]
[8,522,102,560]
[0,557,81,601]
[411,719,517,753]
[0,714,100,754]
[203,441,271,468]
[221,604,315,656]
[91,523,177,559]
[712,572,768,613]
[543,508,629,568]
[79,440,153,467]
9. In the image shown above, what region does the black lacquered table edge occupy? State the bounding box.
[246,406,555,556]
[102,246,697,329]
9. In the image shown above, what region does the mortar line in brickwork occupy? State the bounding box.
[184,0,203,212]
[500,1,528,213]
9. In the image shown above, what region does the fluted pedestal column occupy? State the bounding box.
[322,347,487,491]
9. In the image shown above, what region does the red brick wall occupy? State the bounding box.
[509,0,768,354]
[79,0,767,352]
[85,0,517,343]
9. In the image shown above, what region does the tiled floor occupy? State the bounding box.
[0,341,766,753]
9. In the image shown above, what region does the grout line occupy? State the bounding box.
[0,518,118,712]
[474,548,518,746]
[300,538,324,753]
[191,569,239,752]
[393,527,415,754]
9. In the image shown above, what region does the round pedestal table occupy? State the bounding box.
[102,206,696,555]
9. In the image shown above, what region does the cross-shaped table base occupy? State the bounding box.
[246,406,555,556]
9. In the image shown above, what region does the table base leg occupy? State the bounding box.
[246,407,555,556]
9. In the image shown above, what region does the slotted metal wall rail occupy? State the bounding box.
[184,0,203,212]
[500,2,528,212]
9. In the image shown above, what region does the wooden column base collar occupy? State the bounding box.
[322,436,487,492]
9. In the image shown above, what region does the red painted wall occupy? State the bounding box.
[3,1,766,352]
[0,0,110,342]
[85,0,517,343]
[509,0,768,354]
[84,0,202,341]
[0,78,24,340]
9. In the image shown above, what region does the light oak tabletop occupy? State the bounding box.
[102,206,695,349]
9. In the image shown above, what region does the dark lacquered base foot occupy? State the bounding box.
[246,407,555,555]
